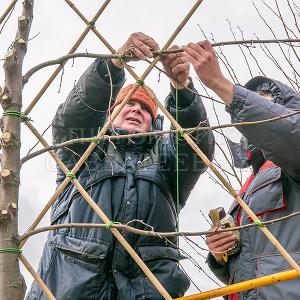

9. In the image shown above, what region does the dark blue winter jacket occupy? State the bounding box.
[27,59,214,300]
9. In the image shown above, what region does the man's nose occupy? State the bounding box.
[131,102,142,113]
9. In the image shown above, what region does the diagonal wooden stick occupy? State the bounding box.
[23,0,112,115]
[20,254,55,300]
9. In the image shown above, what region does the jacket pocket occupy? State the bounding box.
[137,245,185,262]
[254,253,300,300]
[44,235,110,299]
[137,245,190,298]
[245,167,287,221]
[51,233,110,259]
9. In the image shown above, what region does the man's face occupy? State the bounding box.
[111,100,152,133]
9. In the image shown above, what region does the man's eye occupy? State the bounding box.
[127,101,134,106]
[141,105,150,112]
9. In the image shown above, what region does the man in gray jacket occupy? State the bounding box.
[26,33,215,299]
[184,40,300,299]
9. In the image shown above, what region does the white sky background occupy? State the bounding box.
[0,0,298,298]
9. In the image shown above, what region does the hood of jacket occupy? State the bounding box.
[229,76,300,169]
[244,75,300,109]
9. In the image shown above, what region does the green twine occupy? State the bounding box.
[3,111,32,122]
[89,21,96,28]
[136,79,144,86]
[179,129,184,136]
[254,219,266,227]
[105,221,121,229]
[91,136,99,144]
[117,54,124,65]
[0,248,21,254]
[175,80,180,245]
[66,172,76,179]
[154,50,162,57]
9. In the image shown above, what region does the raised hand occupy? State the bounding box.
[112,32,160,68]
[161,45,190,88]
[183,40,234,103]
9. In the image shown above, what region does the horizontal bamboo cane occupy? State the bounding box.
[176,269,299,300]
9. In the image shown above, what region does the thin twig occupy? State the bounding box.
[19,209,300,242]
[22,38,300,84]
[21,110,300,164]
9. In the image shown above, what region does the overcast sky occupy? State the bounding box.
[0,0,298,298]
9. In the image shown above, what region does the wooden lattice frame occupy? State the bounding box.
[1,1,300,299]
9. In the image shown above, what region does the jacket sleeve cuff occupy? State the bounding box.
[207,252,226,270]
[225,84,249,118]
[169,78,196,108]
[95,59,125,85]
[207,252,230,284]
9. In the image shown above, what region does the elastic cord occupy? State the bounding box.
[0,248,22,254]
[3,111,32,122]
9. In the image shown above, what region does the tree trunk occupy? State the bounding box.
[0,1,34,299]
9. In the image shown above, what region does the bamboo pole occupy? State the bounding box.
[19,177,70,248]
[152,90,300,275]
[23,0,112,115]
[64,0,139,81]
[20,254,56,300]
[64,0,115,53]
[0,0,18,26]
[176,269,300,300]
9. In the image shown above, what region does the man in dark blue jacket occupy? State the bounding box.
[27,33,215,300]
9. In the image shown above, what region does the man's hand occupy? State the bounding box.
[183,40,234,104]
[206,229,237,265]
[161,45,190,89]
[112,32,159,68]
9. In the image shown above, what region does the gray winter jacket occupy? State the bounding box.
[27,59,214,300]
[207,81,300,300]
